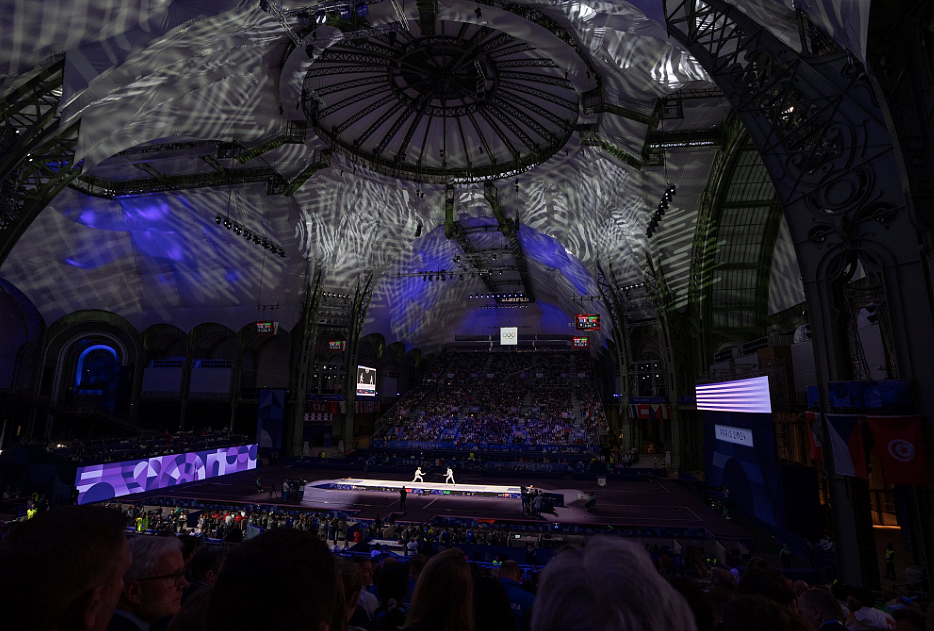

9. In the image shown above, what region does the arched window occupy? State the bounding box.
[75,344,118,392]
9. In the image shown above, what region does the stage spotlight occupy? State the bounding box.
[215,215,222,224]
[224,219,232,229]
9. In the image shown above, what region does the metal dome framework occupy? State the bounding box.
[302,16,590,183]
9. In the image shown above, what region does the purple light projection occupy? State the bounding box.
[75,444,257,504]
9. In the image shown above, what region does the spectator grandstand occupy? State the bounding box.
[372,350,607,453]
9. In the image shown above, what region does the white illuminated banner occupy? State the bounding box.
[500,327,518,346]
[715,424,755,447]
[696,376,772,414]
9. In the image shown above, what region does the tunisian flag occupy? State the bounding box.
[866,415,934,485]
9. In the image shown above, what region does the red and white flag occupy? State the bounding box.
[866,415,933,485]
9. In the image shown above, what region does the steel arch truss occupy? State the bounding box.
[0,122,82,267]
[301,17,583,183]
[665,0,913,273]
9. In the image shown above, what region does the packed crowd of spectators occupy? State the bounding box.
[46,429,249,463]
[9,503,929,631]
[449,352,490,384]
[527,388,572,417]
[373,350,608,451]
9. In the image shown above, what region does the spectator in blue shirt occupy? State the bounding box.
[499,560,535,631]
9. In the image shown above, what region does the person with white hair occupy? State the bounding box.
[531,537,698,631]
[107,536,189,631]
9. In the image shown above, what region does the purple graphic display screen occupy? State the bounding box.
[75,444,257,504]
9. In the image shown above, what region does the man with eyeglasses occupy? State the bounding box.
[107,536,190,631]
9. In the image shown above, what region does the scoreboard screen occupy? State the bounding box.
[356,365,377,397]
[575,314,600,331]
[255,321,277,335]
[329,341,345,351]
[572,336,590,348]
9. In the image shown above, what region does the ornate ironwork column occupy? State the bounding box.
[342,271,375,451]
[665,0,934,585]
[597,262,632,443]
[287,267,324,456]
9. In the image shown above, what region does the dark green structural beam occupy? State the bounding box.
[580,131,643,170]
[0,59,66,180]
[235,121,308,163]
[72,167,287,198]
[483,181,536,302]
[282,151,331,196]
[0,123,82,268]
[416,0,438,36]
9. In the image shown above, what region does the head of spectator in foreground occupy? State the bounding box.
[187,548,221,587]
[404,548,474,631]
[408,554,429,582]
[471,565,515,631]
[531,537,698,631]
[498,560,522,583]
[798,588,844,630]
[721,595,809,631]
[737,567,797,613]
[0,505,130,631]
[709,567,737,592]
[338,561,364,624]
[892,608,927,631]
[117,535,189,624]
[378,558,410,608]
[208,529,338,631]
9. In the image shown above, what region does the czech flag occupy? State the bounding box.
[826,414,867,479]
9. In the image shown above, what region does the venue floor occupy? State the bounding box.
[140,464,748,539]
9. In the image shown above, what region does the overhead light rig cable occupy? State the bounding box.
[215,214,286,258]
[645,182,676,239]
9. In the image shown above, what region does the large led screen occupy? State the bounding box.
[696,376,772,414]
[75,444,257,505]
[356,365,377,397]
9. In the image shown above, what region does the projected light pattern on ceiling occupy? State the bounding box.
[0,0,817,352]
[365,216,606,350]
[1,185,302,333]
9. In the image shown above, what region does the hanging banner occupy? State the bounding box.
[826,414,867,479]
[866,415,933,485]
[806,411,823,462]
